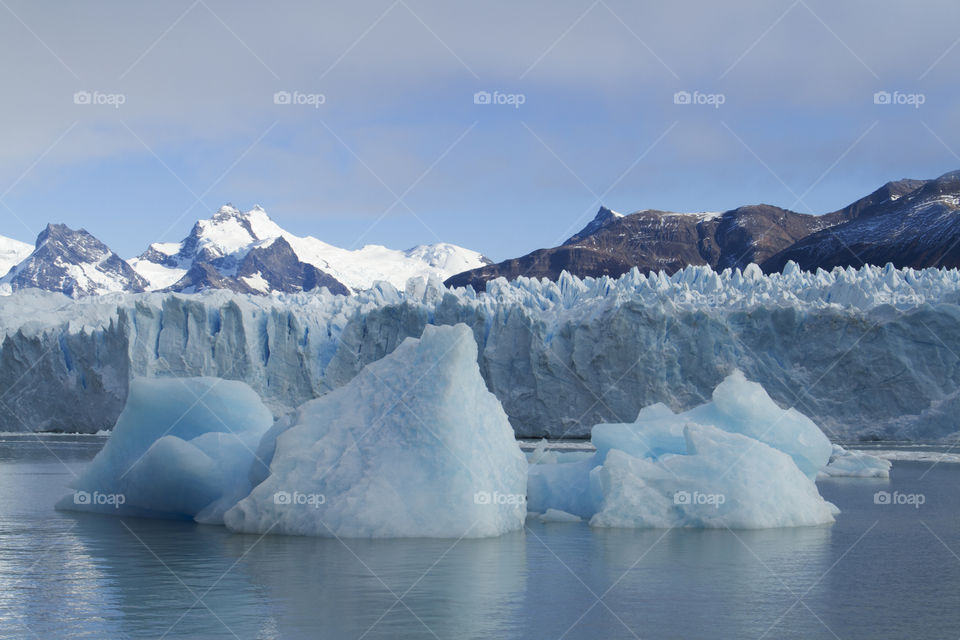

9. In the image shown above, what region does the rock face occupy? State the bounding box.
[763,172,960,272]
[0,224,147,297]
[4,263,960,442]
[166,236,350,295]
[445,173,950,290]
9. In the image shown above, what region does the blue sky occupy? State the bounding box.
[0,0,958,261]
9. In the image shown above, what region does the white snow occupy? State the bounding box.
[0,234,32,277]
[126,258,186,290]
[56,377,273,523]
[224,324,528,538]
[240,271,270,293]
[529,372,838,529]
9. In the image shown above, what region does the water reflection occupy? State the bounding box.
[5,438,960,639]
[519,522,833,638]
[51,515,527,639]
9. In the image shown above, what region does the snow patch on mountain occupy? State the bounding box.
[0,235,33,277]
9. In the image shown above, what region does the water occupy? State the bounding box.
[2,435,960,639]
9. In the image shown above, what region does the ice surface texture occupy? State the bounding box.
[55,377,273,522]
[224,324,528,538]
[6,262,960,440]
[529,371,838,529]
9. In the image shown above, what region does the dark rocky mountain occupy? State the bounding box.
[763,172,960,272]
[0,224,147,297]
[166,236,350,295]
[445,174,947,290]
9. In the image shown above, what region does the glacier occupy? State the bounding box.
[224,324,528,538]
[3,261,960,441]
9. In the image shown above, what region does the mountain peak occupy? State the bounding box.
[565,206,624,244]
[5,223,146,296]
[212,204,245,221]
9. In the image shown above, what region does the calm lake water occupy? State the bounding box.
[2,435,959,639]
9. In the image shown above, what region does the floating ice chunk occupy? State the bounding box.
[589,425,838,529]
[533,508,582,523]
[819,444,891,478]
[592,371,832,478]
[527,439,559,465]
[534,372,838,529]
[56,377,273,523]
[224,324,527,538]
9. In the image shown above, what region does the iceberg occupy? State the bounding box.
[592,370,833,480]
[56,377,273,523]
[819,444,892,478]
[223,323,528,538]
[59,359,837,534]
[530,371,838,529]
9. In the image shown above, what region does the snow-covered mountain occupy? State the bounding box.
[0,224,147,297]
[0,234,32,277]
[131,205,491,293]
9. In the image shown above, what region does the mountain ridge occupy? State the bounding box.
[445,171,959,290]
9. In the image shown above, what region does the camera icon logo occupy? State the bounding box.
[73,490,91,504]
[674,490,691,505]
[273,91,292,105]
[474,91,491,105]
[673,91,691,105]
[874,490,891,505]
[273,490,292,505]
[474,491,491,505]
[873,91,891,105]
[73,91,91,105]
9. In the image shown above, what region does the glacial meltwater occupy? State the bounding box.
[1,435,959,639]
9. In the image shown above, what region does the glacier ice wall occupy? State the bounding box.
[3,262,960,440]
